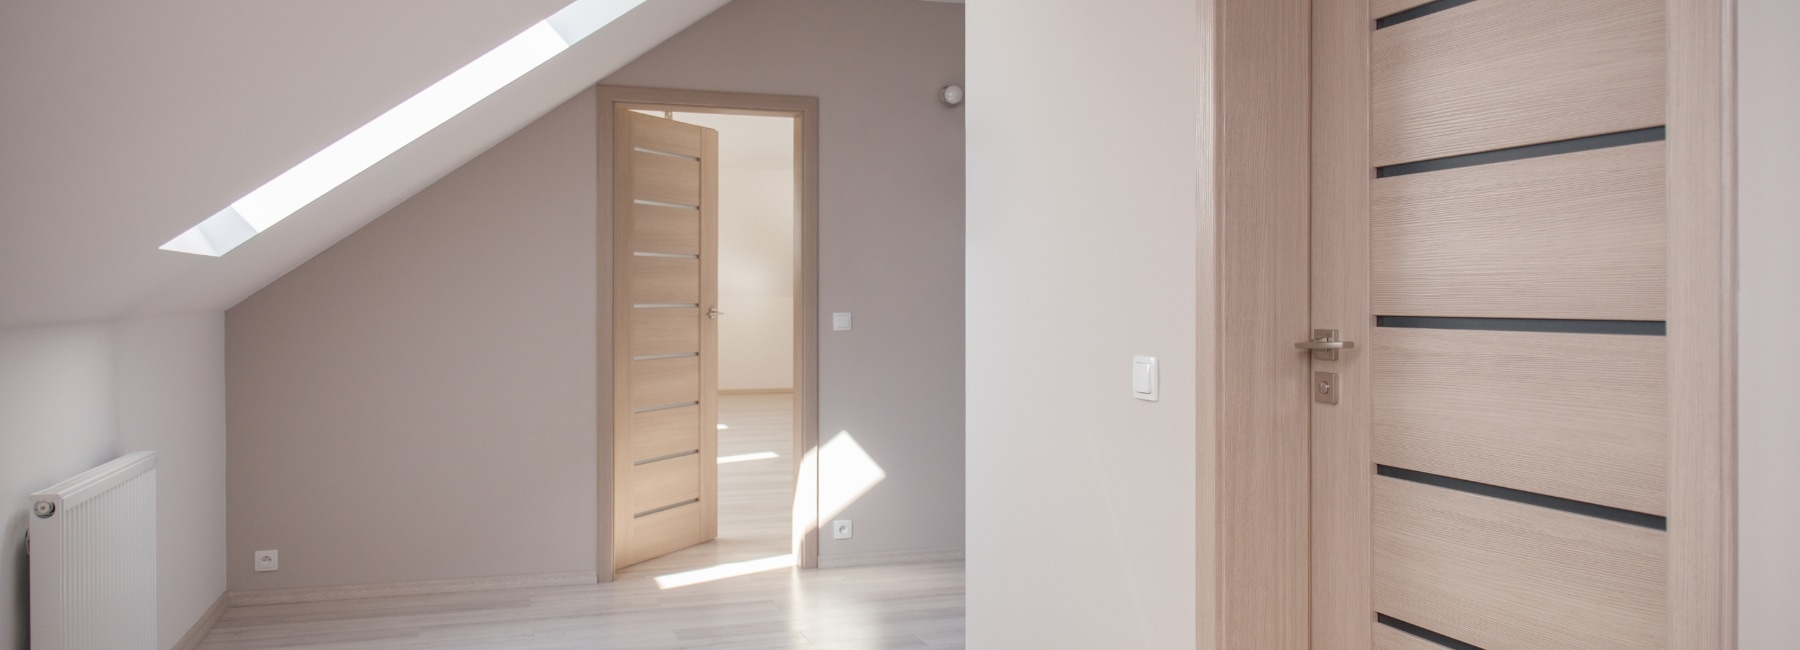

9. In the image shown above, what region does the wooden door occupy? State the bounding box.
[1310,0,1733,648]
[612,109,719,571]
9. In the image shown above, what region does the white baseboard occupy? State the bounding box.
[228,570,597,607]
[172,591,229,650]
[816,547,964,569]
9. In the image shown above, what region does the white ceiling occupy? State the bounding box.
[0,0,730,326]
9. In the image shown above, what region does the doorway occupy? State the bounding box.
[598,86,821,582]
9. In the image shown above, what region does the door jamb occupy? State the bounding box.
[596,85,822,580]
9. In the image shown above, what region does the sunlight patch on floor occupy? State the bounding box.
[653,553,795,590]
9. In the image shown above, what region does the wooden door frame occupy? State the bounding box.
[1304,0,1738,647]
[597,85,822,580]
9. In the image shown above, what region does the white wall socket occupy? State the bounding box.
[832,519,853,540]
[254,549,279,572]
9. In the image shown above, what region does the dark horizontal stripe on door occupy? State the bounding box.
[1376,127,1666,178]
[1375,0,1482,29]
[1379,465,1668,530]
[1377,316,1666,336]
[1378,614,1486,650]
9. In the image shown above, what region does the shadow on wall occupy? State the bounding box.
[8,516,24,649]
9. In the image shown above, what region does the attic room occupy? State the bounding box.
[2,0,1797,648]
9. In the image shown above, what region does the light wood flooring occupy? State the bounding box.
[198,393,965,649]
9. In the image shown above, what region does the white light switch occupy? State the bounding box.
[833,312,853,331]
[1133,356,1158,401]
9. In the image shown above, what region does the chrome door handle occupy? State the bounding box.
[708,307,724,319]
[1293,339,1352,350]
[1295,329,1354,360]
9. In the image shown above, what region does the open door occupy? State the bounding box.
[612,109,719,571]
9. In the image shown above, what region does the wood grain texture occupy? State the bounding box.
[632,405,700,464]
[629,110,702,158]
[1371,0,1666,166]
[1372,142,1668,320]
[626,501,703,567]
[1209,0,1312,647]
[1373,476,1668,650]
[632,204,700,255]
[1371,0,1433,19]
[1372,327,1669,514]
[1371,624,1448,650]
[200,559,962,649]
[631,307,700,357]
[227,571,598,607]
[633,453,701,514]
[699,126,720,543]
[1309,0,1375,646]
[1665,0,1735,646]
[632,256,700,305]
[173,592,229,650]
[631,354,699,410]
[632,150,701,207]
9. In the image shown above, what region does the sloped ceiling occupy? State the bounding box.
[0,0,729,326]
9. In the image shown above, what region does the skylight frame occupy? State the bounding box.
[161,0,647,257]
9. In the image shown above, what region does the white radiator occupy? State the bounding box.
[29,451,158,650]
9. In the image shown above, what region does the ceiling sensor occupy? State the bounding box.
[940,85,964,107]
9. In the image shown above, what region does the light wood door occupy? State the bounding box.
[1311,0,1732,648]
[613,110,719,571]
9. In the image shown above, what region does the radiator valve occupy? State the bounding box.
[33,501,55,518]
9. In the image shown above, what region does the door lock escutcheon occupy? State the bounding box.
[1314,371,1340,405]
[1294,329,1355,361]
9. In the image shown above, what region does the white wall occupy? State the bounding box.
[1737,0,1800,644]
[114,313,227,649]
[0,324,117,650]
[0,314,225,650]
[966,0,1199,647]
[673,112,797,392]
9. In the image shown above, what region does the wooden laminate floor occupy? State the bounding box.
[198,393,965,649]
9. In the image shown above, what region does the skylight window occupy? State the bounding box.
[161,0,647,257]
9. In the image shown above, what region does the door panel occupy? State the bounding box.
[1373,477,1667,650]
[631,356,701,409]
[613,109,719,572]
[632,406,702,463]
[633,453,703,512]
[632,152,702,206]
[632,205,702,255]
[1311,0,1727,647]
[632,257,701,305]
[1372,327,1667,514]
[632,308,701,357]
[1371,142,1667,320]
[1371,0,1665,166]
[626,501,704,567]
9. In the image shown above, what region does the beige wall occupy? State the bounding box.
[604,0,967,558]
[966,0,1200,646]
[1737,0,1799,643]
[224,0,965,591]
[226,92,600,591]
[0,313,226,650]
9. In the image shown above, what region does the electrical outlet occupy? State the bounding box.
[832,519,853,540]
[254,549,279,572]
